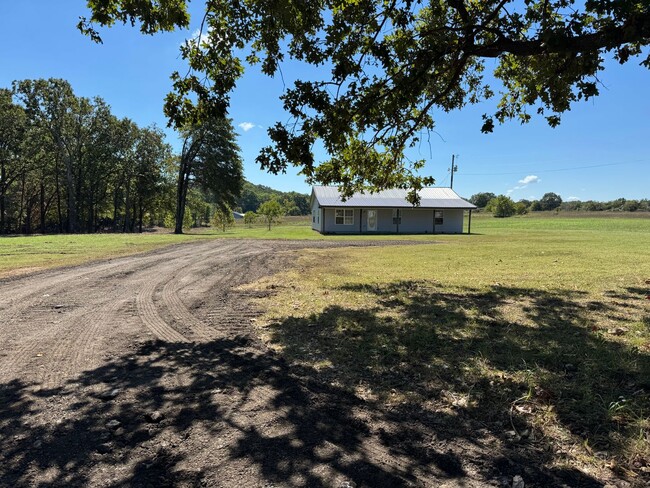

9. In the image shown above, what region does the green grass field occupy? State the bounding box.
[247,213,650,481]
[0,232,214,277]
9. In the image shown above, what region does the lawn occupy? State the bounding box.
[0,232,212,278]
[248,213,650,484]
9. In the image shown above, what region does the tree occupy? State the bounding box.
[486,195,517,218]
[469,192,496,209]
[539,192,563,211]
[175,116,243,234]
[81,1,650,201]
[14,79,79,232]
[238,185,261,213]
[212,206,235,232]
[257,199,283,230]
[514,202,529,215]
[0,89,26,234]
[243,211,257,228]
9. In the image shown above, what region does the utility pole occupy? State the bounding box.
[449,154,458,189]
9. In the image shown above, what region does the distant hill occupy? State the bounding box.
[237,181,310,215]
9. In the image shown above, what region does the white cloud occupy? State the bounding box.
[567,196,580,201]
[182,28,212,48]
[507,175,541,195]
[238,122,256,132]
[518,175,540,185]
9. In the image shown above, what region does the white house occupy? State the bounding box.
[310,186,476,234]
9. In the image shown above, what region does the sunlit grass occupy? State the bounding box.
[249,213,650,479]
[0,232,211,277]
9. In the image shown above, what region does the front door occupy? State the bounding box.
[367,209,377,231]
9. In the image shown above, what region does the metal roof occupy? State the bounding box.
[311,186,476,209]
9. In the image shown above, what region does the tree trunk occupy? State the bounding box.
[175,166,190,235]
[65,153,76,233]
[40,182,46,233]
[123,179,131,233]
[18,172,26,234]
[55,156,63,233]
[113,186,120,232]
[25,197,33,235]
[87,190,94,233]
[0,161,6,235]
[138,199,144,233]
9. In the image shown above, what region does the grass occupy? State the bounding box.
[247,213,650,482]
[0,232,212,278]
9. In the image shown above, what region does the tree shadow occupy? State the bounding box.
[1,283,647,487]
[265,281,650,486]
[1,336,463,487]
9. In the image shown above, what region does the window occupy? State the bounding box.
[335,209,354,225]
[434,210,444,225]
[392,209,401,225]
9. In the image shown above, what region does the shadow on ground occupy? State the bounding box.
[265,281,650,486]
[1,283,648,487]
[1,336,463,487]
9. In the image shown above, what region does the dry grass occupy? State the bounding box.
[248,215,650,484]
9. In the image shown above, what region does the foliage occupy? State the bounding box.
[469,192,497,208]
[538,192,563,211]
[257,199,284,230]
[174,116,243,234]
[80,1,650,201]
[486,195,517,218]
[2,78,175,234]
[243,211,257,227]
[560,198,649,212]
[237,181,309,215]
[514,202,529,215]
[212,206,235,232]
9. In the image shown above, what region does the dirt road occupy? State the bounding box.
[0,239,415,487]
[0,239,604,487]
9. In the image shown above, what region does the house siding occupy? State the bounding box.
[432,209,464,234]
[321,207,465,234]
[322,208,360,234]
[399,208,434,233]
[311,199,322,232]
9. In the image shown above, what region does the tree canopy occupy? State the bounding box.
[174,116,243,234]
[80,1,650,201]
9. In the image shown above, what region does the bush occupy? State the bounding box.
[211,207,235,232]
[244,211,257,227]
[486,195,517,218]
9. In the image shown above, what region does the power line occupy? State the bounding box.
[459,158,647,176]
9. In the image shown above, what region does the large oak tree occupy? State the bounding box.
[175,116,243,234]
[80,1,650,201]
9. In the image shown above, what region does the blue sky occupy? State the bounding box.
[1,1,648,200]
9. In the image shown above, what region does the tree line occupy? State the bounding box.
[0,78,242,235]
[236,181,309,216]
[469,192,650,218]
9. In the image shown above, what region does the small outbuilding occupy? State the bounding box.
[310,186,476,234]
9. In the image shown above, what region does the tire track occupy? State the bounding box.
[135,241,245,342]
[158,242,245,341]
[1,240,229,385]
[161,245,268,341]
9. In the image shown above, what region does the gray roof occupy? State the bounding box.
[311,186,476,209]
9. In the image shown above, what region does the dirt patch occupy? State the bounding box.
[1,238,635,487]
